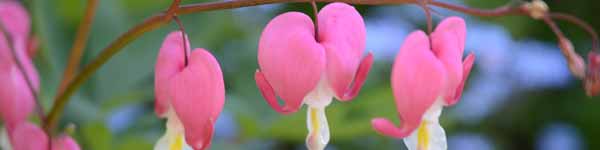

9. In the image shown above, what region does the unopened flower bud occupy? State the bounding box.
[524,0,549,19]
[585,52,600,96]
[559,38,585,78]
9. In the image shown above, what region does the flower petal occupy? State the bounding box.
[8,122,48,150]
[376,31,446,138]
[0,2,38,88]
[52,135,81,150]
[317,3,368,100]
[430,17,466,103]
[255,70,291,113]
[403,100,446,150]
[257,12,326,114]
[171,48,224,150]
[403,121,447,150]
[0,1,30,42]
[338,52,373,101]
[0,66,34,126]
[154,31,190,117]
[445,53,475,106]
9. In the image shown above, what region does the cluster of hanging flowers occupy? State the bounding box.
[3,0,599,149]
[0,1,80,150]
[148,2,476,150]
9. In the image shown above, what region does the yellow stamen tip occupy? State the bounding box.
[170,134,184,150]
[417,121,430,150]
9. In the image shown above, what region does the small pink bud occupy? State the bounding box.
[52,135,81,150]
[8,122,48,150]
[585,52,600,96]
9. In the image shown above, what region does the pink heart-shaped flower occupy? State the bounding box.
[372,17,475,138]
[256,2,373,114]
[155,31,225,150]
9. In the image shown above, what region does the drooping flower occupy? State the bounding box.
[0,122,81,150]
[0,0,39,128]
[52,135,81,150]
[0,2,81,150]
[585,52,600,96]
[6,122,48,150]
[154,31,225,150]
[371,17,475,150]
[255,2,373,150]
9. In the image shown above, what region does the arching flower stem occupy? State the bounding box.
[58,0,98,96]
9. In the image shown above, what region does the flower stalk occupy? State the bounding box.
[57,0,98,96]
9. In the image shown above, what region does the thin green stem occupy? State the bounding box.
[43,13,172,132]
[57,0,98,100]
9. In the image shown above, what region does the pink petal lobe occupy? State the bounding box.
[387,31,446,138]
[52,135,81,150]
[170,48,224,150]
[0,1,31,42]
[154,31,190,117]
[338,52,373,101]
[430,17,466,102]
[9,122,48,150]
[255,70,299,114]
[371,118,414,138]
[0,66,34,126]
[257,12,325,114]
[0,2,37,85]
[433,17,466,52]
[445,53,475,106]
[0,30,11,68]
[317,3,367,100]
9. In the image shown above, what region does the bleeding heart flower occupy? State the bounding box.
[371,17,475,150]
[154,31,225,150]
[6,122,48,150]
[255,2,373,150]
[0,123,81,150]
[52,135,81,150]
[585,52,600,96]
[0,0,39,128]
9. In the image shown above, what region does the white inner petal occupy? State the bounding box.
[0,126,12,150]
[404,98,447,150]
[303,77,334,108]
[306,106,330,150]
[304,77,334,150]
[154,108,194,150]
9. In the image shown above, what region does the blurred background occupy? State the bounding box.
[4,0,599,149]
